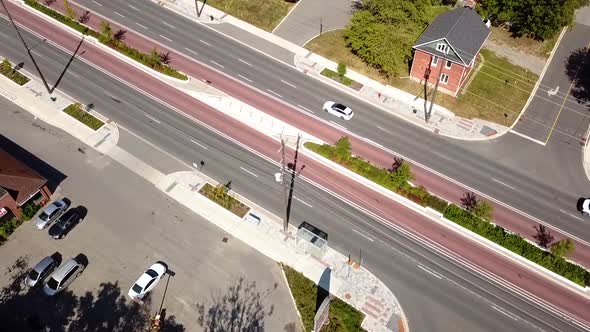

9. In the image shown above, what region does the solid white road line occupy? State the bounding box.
[376,125,393,134]
[113,11,125,18]
[128,4,139,10]
[281,79,296,88]
[238,74,252,83]
[240,166,258,178]
[237,58,252,67]
[144,114,161,124]
[297,104,314,113]
[417,264,442,279]
[294,196,313,208]
[199,39,211,46]
[491,178,515,190]
[267,89,282,98]
[92,0,102,6]
[352,228,374,242]
[161,21,176,29]
[492,305,519,321]
[159,35,173,42]
[210,60,224,68]
[184,47,198,55]
[509,130,547,146]
[190,139,208,150]
[136,22,148,30]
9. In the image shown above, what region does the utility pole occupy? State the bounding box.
[426,60,444,123]
[1,0,53,100]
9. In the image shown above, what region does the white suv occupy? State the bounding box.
[323,101,354,120]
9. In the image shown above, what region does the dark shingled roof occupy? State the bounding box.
[0,149,47,206]
[414,7,490,66]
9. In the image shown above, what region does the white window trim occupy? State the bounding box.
[436,43,447,53]
[431,56,439,66]
[440,73,449,85]
[445,60,452,69]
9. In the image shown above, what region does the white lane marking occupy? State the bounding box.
[329,121,347,130]
[267,89,282,98]
[491,178,515,190]
[184,47,198,55]
[162,21,176,29]
[297,104,314,113]
[68,71,80,78]
[237,58,252,67]
[361,137,384,148]
[92,0,102,6]
[210,60,224,68]
[144,113,161,124]
[159,34,173,42]
[31,50,42,57]
[128,4,139,10]
[240,166,258,178]
[136,22,149,30]
[417,264,442,279]
[376,125,393,134]
[294,196,313,208]
[431,151,451,161]
[559,209,584,222]
[199,39,211,46]
[492,305,519,321]
[280,79,296,88]
[113,11,125,18]
[190,139,208,150]
[0,31,8,38]
[238,74,252,83]
[352,228,375,242]
[509,130,547,146]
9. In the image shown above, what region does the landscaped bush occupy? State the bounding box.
[63,103,104,130]
[21,202,41,221]
[425,194,448,213]
[443,204,590,286]
[199,183,250,218]
[282,264,365,332]
[24,0,96,37]
[0,59,30,85]
[0,218,24,244]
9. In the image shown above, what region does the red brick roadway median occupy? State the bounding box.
[5,1,590,324]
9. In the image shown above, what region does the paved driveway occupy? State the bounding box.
[0,99,300,332]
[273,0,354,46]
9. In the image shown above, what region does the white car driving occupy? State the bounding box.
[128,262,167,300]
[323,101,354,120]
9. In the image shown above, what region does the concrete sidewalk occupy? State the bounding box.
[154,0,510,141]
[0,55,407,332]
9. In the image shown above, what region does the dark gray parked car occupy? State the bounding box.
[25,256,57,287]
[48,208,82,239]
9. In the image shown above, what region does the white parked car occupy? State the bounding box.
[323,101,354,120]
[582,198,590,216]
[128,262,167,300]
[34,199,67,229]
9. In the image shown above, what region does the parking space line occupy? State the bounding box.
[509,130,546,146]
[240,166,258,178]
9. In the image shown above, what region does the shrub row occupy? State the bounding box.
[0,218,24,245]
[25,0,187,80]
[443,204,590,286]
[199,183,250,218]
[0,59,30,85]
[63,103,104,130]
[321,68,354,86]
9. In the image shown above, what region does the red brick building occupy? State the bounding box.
[410,7,490,97]
[0,148,51,220]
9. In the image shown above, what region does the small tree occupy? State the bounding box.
[98,21,112,44]
[472,200,493,222]
[389,156,404,173]
[550,239,575,258]
[148,48,162,68]
[534,224,554,249]
[390,162,413,189]
[460,192,478,211]
[64,0,76,20]
[333,136,351,163]
[44,0,56,6]
[159,51,171,65]
[78,10,91,24]
[113,29,127,44]
[337,63,347,79]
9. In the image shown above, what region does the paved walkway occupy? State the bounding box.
[273,0,354,46]
[0,52,407,331]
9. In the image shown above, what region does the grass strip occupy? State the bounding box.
[199,183,250,218]
[0,59,30,85]
[63,103,104,130]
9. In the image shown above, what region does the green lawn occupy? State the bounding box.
[282,264,365,332]
[63,103,105,130]
[304,30,537,125]
[205,0,294,32]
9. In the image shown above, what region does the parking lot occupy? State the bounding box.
[0,99,300,331]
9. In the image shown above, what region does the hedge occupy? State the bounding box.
[444,204,590,286]
[0,218,24,244]
[425,194,448,213]
[24,0,96,37]
[63,103,104,130]
[0,59,30,85]
[21,202,41,221]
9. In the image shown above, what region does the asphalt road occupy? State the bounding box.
[0,14,586,332]
[68,0,590,244]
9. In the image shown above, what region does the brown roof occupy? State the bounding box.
[0,149,47,206]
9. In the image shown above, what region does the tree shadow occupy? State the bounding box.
[0,256,185,332]
[196,277,276,332]
[564,47,590,104]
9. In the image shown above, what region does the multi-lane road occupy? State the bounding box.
[1,2,590,331]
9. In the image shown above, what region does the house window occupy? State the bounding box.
[431,56,439,66]
[436,43,448,53]
[440,73,449,84]
[445,60,452,69]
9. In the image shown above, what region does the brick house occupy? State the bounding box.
[410,7,490,97]
[0,148,51,220]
